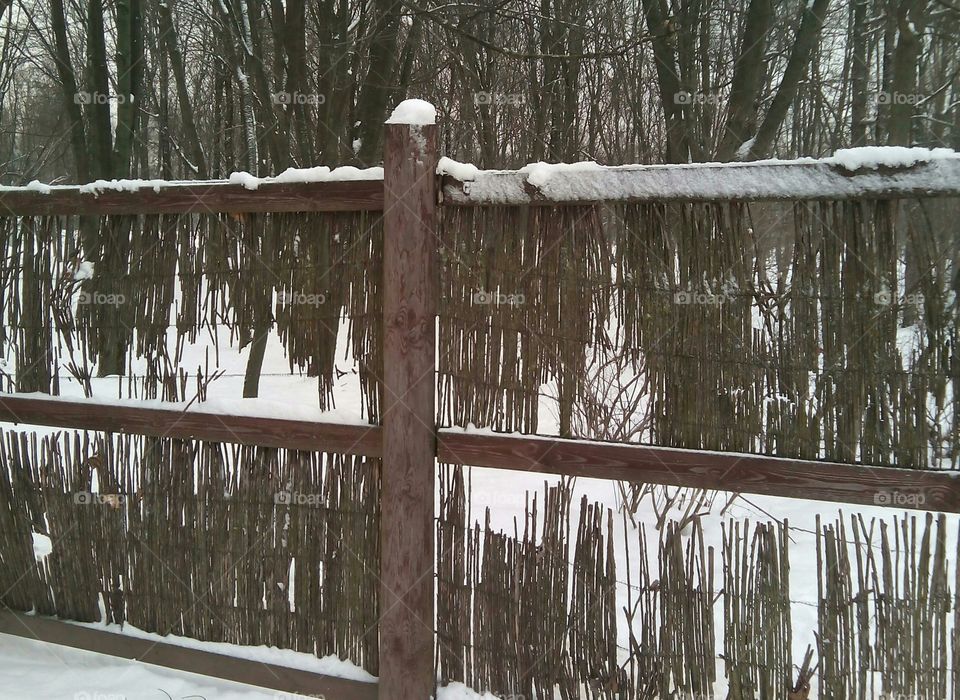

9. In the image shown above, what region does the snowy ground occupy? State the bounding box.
[0,634,314,699]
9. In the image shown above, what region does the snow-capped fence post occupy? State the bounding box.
[380,99,439,700]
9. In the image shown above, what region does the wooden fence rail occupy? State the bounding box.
[0,394,956,512]
[441,155,960,205]
[1,102,959,699]
[0,178,383,215]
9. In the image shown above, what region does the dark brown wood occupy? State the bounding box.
[0,179,383,216]
[0,394,381,456]
[437,431,960,513]
[380,116,438,700]
[0,610,377,699]
[441,156,960,205]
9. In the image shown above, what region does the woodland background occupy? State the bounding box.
[0,0,956,184]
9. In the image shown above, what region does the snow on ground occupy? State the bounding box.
[0,634,315,699]
[65,619,376,683]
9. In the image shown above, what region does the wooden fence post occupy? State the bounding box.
[380,101,438,699]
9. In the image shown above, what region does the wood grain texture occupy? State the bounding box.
[0,394,381,456]
[0,179,383,215]
[437,431,960,513]
[380,121,439,700]
[441,157,960,205]
[0,611,378,699]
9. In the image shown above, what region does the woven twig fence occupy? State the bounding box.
[0,211,383,416]
[437,465,960,699]
[1,196,955,468]
[437,197,958,468]
[0,429,381,673]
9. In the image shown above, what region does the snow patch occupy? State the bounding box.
[77,178,170,195]
[25,180,51,194]
[228,166,383,190]
[520,161,603,190]
[385,98,436,125]
[437,682,507,700]
[324,165,384,181]
[228,171,262,190]
[73,261,95,281]
[63,618,377,682]
[32,532,52,560]
[273,166,331,183]
[827,146,956,171]
[735,137,755,161]
[438,157,480,181]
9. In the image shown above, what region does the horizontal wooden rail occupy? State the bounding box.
[438,430,960,513]
[441,156,960,205]
[1,395,956,512]
[0,610,377,699]
[0,179,383,216]
[0,395,381,457]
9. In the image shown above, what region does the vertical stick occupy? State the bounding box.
[380,103,438,700]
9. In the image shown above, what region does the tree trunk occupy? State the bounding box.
[158,0,207,177]
[112,0,142,177]
[86,0,113,178]
[641,0,693,163]
[745,0,831,160]
[716,0,773,160]
[355,0,400,165]
[849,0,870,145]
[50,0,90,183]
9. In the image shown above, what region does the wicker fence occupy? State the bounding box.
[0,110,958,698]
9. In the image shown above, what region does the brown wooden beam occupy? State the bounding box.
[0,179,383,216]
[0,394,381,457]
[0,610,377,699]
[437,431,960,513]
[441,156,960,205]
[380,112,438,699]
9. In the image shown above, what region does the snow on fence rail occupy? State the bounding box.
[440,149,960,205]
[0,169,384,215]
[1,148,958,216]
